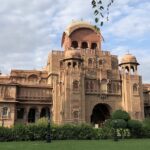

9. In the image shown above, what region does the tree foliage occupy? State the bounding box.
[91,0,115,27]
[110,119,127,129]
[111,109,130,121]
[127,120,143,138]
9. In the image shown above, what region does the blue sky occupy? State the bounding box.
[0,0,149,83]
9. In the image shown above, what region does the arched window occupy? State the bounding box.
[91,43,97,49]
[131,66,135,75]
[2,107,8,116]
[28,108,36,123]
[101,79,107,93]
[40,107,50,118]
[99,59,103,65]
[28,74,38,83]
[88,58,92,66]
[133,83,138,94]
[68,62,71,68]
[125,66,129,73]
[71,41,78,48]
[73,80,79,90]
[81,42,88,49]
[17,108,24,119]
[73,62,77,68]
[107,83,112,93]
[73,111,79,119]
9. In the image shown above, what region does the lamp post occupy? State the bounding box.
[114,120,118,141]
[46,109,51,143]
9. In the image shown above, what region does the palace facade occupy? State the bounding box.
[0,21,150,127]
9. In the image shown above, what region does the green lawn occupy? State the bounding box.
[0,139,150,150]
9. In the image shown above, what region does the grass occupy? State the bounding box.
[0,139,150,150]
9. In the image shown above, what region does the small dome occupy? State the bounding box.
[65,50,81,59]
[120,54,139,64]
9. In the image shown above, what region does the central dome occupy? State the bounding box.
[65,20,100,36]
[61,20,102,50]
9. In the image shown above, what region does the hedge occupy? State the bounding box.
[0,124,114,141]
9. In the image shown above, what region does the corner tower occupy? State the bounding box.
[119,54,144,120]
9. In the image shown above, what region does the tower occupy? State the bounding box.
[119,54,144,120]
[57,21,102,124]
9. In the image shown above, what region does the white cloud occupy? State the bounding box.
[105,0,150,38]
[0,0,149,83]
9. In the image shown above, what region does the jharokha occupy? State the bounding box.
[0,21,150,127]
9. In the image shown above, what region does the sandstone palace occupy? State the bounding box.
[0,21,150,127]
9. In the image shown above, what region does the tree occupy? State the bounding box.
[91,0,115,28]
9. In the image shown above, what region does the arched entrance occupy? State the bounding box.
[40,107,50,118]
[28,108,36,123]
[91,103,111,125]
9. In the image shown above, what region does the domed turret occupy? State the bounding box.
[119,53,139,75]
[120,54,139,65]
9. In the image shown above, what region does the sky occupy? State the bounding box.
[0,0,149,83]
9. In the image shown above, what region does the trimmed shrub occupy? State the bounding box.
[110,119,127,129]
[0,123,115,141]
[111,109,130,121]
[128,120,142,138]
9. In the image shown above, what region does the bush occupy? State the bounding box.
[51,123,98,140]
[109,119,128,139]
[0,123,116,141]
[110,119,127,129]
[142,118,150,138]
[97,127,112,139]
[13,124,29,141]
[128,120,142,138]
[111,109,130,121]
[143,118,150,129]
[35,117,48,126]
[0,127,14,141]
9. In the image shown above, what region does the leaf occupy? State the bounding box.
[92,4,97,8]
[100,13,104,18]
[95,18,99,23]
[94,10,99,15]
[98,0,102,4]
[92,0,96,5]
[100,21,103,26]
[99,6,104,10]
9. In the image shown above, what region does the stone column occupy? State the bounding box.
[24,106,30,124]
[35,107,41,121]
